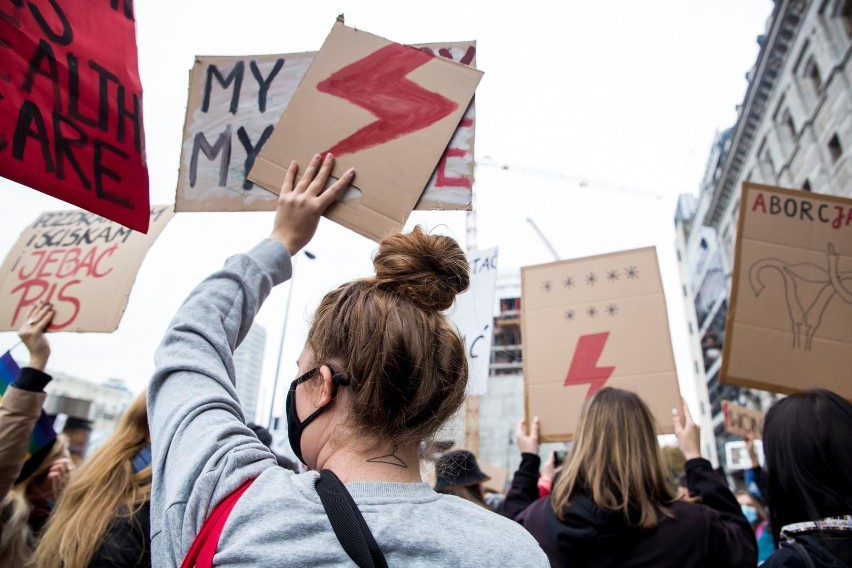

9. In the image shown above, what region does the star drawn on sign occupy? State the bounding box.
[562,276,575,290]
[586,272,598,286]
[564,309,575,322]
[606,269,620,282]
[626,265,640,279]
[606,303,618,316]
[541,280,553,293]
[587,305,598,318]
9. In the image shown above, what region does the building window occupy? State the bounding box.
[829,133,843,162]
[676,249,682,262]
[758,137,776,180]
[694,360,701,374]
[842,0,852,37]
[688,321,694,334]
[785,112,797,141]
[683,284,689,297]
[802,179,812,191]
[806,57,822,94]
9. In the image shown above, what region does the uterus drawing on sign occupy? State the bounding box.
[749,243,852,351]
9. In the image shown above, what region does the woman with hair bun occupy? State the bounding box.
[148,154,548,567]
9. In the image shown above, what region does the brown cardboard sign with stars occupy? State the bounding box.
[521,247,680,442]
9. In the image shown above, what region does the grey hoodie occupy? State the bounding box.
[148,239,548,567]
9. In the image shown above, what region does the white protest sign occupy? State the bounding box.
[725,439,764,471]
[449,247,499,396]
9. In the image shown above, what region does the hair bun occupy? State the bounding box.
[373,226,470,311]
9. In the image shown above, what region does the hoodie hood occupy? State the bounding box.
[548,491,641,568]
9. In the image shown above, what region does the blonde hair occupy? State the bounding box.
[35,393,151,568]
[0,437,69,568]
[307,226,470,449]
[551,388,678,530]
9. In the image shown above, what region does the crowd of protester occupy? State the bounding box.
[1,155,850,566]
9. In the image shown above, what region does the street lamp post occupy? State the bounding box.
[267,250,315,429]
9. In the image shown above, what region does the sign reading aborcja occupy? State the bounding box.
[0,0,150,233]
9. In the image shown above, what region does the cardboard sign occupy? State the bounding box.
[522,248,680,442]
[0,1,150,233]
[480,461,509,494]
[722,400,764,439]
[248,21,482,242]
[449,247,499,396]
[176,44,476,213]
[722,183,852,398]
[725,439,764,471]
[0,206,173,332]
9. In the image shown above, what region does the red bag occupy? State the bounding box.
[180,479,255,568]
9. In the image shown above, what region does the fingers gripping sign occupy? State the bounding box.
[516,416,541,455]
[17,301,55,370]
[673,398,702,461]
[270,153,356,255]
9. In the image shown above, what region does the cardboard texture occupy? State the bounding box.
[721,183,852,399]
[479,461,509,493]
[722,400,764,439]
[725,439,764,471]
[176,43,477,213]
[0,1,150,233]
[521,248,681,442]
[248,21,483,242]
[449,247,499,396]
[0,206,173,332]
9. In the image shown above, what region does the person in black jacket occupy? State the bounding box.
[760,389,852,568]
[503,387,757,567]
[35,392,151,567]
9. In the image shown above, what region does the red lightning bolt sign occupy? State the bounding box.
[316,44,459,157]
[564,332,616,398]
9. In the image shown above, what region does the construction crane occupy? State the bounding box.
[476,156,664,201]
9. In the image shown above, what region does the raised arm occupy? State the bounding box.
[500,417,543,520]
[0,303,54,502]
[673,400,757,567]
[147,154,355,565]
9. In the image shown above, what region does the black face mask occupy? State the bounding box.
[285,366,350,466]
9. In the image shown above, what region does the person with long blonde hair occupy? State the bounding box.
[503,387,757,567]
[35,392,152,568]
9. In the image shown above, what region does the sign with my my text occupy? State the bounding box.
[449,247,499,396]
[176,43,477,213]
[522,248,680,441]
[722,183,852,399]
[0,0,150,232]
[0,206,173,332]
[248,21,482,242]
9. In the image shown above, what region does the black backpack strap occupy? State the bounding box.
[316,470,388,568]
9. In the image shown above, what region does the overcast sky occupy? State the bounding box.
[1,1,773,423]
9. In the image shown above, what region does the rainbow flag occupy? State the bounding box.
[0,351,57,460]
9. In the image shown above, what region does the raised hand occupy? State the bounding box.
[673,398,702,461]
[516,416,541,455]
[18,301,55,371]
[270,153,355,255]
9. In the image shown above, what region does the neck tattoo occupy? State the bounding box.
[367,446,408,469]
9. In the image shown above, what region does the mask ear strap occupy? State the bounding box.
[331,372,350,387]
[302,372,350,428]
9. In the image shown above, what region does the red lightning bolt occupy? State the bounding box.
[316,44,459,157]
[564,332,616,398]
